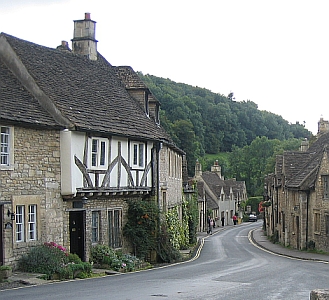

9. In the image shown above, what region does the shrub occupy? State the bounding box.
[18,242,92,280]
[90,244,141,272]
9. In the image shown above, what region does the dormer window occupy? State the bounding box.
[89,137,108,169]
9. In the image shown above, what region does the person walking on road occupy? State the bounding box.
[233,214,237,225]
[209,218,214,234]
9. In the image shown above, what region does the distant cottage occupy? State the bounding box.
[0,13,185,266]
[193,160,247,231]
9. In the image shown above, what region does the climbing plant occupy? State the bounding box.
[123,199,159,260]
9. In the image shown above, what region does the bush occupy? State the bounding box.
[90,244,141,272]
[18,242,92,280]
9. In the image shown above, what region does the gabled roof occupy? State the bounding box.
[198,171,246,200]
[284,132,329,189]
[0,33,173,145]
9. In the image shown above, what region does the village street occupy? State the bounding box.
[1,222,328,300]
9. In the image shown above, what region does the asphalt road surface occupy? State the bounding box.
[1,222,328,299]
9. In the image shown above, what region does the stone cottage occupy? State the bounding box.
[264,118,329,252]
[194,160,247,231]
[0,13,185,266]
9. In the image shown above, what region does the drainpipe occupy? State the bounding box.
[305,190,310,250]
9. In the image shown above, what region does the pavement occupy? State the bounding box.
[2,222,329,290]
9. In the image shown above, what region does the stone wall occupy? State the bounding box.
[1,126,62,266]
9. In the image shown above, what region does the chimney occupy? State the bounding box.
[300,138,309,152]
[211,160,222,178]
[318,117,329,136]
[72,13,98,60]
[195,160,202,178]
[56,40,71,52]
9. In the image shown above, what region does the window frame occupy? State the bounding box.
[0,126,14,169]
[16,205,25,242]
[89,137,108,169]
[28,204,37,241]
[131,142,144,169]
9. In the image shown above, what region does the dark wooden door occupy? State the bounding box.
[69,211,85,261]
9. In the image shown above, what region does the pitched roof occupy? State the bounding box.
[0,33,174,145]
[284,132,329,189]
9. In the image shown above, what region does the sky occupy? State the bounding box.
[1,0,328,134]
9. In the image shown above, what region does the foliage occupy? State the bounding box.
[245,196,263,214]
[227,137,302,196]
[18,242,92,280]
[138,72,312,177]
[90,244,142,272]
[123,199,159,259]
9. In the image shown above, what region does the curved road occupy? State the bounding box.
[1,222,328,299]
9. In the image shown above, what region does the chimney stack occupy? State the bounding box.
[72,13,98,60]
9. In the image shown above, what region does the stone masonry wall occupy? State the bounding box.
[0,126,62,266]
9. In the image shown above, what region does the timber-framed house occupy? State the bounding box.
[0,13,184,266]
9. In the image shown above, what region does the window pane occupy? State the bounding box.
[16,205,25,242]
[0,127,10,165]
[100,141,106,166]
[28,205,37,240]
[109,209,122,248]
[92,211,99,243]
[139,144,144,167]
[133,144,138,165]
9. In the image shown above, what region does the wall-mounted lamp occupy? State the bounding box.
[81,196,88,205]
[7,209,15,220]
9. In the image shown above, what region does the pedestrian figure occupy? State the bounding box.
[209,218,214,234]
[233,214,237,225]
[221,216,225,227]
[207,216,211,234]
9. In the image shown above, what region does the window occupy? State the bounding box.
[314,212,320,233]
[16,205,25,242]
[28,205,37,240]
[132,142,144,168]
[108,209,122,248]
[92,211,100,243]
[323,175,329,199]
[90,138,107,168]
[326,215,329,236]
[1,126,10,166]
[15,204,38,242]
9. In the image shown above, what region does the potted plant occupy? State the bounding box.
[0,265,12,280]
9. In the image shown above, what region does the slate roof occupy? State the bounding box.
[0,33,174,145]
[199,171,246,200]
[283,132,329,189]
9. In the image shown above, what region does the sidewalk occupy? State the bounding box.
[250,226,329,263]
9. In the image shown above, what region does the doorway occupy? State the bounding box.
[69,211,85,261]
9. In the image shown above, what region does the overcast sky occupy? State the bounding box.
[1,0,328,134]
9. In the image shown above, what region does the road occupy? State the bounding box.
[1,222,328,299]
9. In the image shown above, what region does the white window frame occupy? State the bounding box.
[131,142,144,168]
[16,205,25,242]
[0,126,14,169]
[28,205,37,241]
[89,137,108,169]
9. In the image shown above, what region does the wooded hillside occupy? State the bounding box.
[138,72,311,192]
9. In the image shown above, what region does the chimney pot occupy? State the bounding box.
[85,13,91,20]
